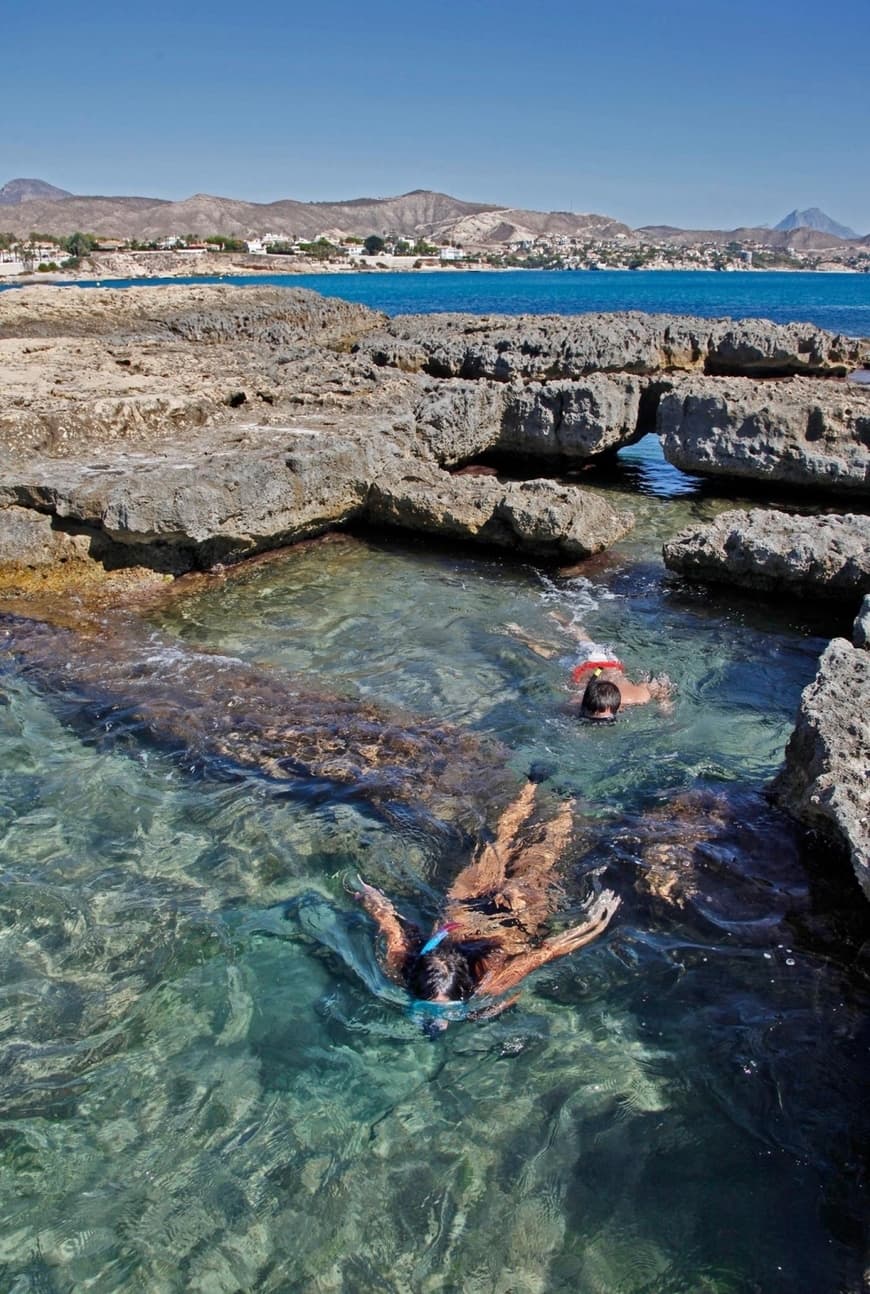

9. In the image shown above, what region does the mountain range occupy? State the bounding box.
[0,178,864,248]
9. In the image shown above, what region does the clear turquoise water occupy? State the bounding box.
[4,268,870,335]
[1,350,868,1285]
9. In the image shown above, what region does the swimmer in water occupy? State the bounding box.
[352,780,620,1031]
[505,612,671,723]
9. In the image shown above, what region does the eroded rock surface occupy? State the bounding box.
[771,638,870,900]
[663,509,870,601]
[369,462,632,558]
[413,375,644,465]
[0,285,640,585]
[360,311,866,381]
[658,376,870,493]
[3,285,869,595]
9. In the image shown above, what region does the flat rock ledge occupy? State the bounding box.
[658,376,870,494]
[0,285,637,589]
[359,311,867,381]
[361,312,870,492]
[663,509,870,602]
[0,416,634,589]
[4,285,869,594]
[770,638,870,900]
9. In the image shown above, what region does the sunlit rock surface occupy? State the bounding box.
[361,311,865,380]
[663,508,870,601]
[771,638,870,900]
[369,461,633,557]
[413,374,644,465]
[0,285,635,583]
[658,376,870,494]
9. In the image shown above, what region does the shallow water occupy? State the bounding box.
[1,436,867,1292]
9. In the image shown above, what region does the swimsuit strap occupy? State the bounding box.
[571,659,623,686]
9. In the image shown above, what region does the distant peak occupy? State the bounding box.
[0,177,73,205]
[774,207,858,240]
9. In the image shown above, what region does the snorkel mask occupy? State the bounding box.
[407,923,463,1036]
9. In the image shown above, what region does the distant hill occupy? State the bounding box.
[774,207,858,240]
[634,223,851,251]
[0,183,631,245]
[0,177,72,206]
[0,178,861,248]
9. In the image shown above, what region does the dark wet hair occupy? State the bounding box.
[580,676,621,719]
[409,944,475,1001]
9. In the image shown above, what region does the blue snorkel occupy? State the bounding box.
[408,922,463,1035]
[418,925,454,956]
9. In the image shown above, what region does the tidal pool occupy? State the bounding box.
[0,439,867,1292]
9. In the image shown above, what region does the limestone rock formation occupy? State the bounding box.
[658,376,870,493]
[1,414,632,580]
[3,285,868,593]
[770,638,870,900]
[854,595,870,648]
[0,505,86,569]
[369,463,633,558]
[361,312,866,382]
[663,509,870,601]
[413,375,643,465]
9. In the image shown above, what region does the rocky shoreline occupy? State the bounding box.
[1,284,868,896]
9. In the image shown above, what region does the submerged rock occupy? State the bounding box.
[663,509,870,602]
[658,376,870,494]
[771,639,870,901]
[0,612,518,835]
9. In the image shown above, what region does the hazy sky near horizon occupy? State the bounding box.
[3,0,868,232]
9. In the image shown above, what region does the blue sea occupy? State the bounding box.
[4,267,870,336]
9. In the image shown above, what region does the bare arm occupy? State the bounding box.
[353,877,417,979]
[475,890,620,998]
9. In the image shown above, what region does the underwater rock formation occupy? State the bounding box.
[0,612,518,836]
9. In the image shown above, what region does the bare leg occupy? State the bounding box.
[446,781,538,904]
[505,795,574,886]
[548,610,591,642]
[503,623,559,660]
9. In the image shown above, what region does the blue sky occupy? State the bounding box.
[2,0,867,232]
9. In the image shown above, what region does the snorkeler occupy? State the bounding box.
[505,612,671,722]
[352,780,620,1029]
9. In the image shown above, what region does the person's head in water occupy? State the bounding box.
[409,944,475,1003]
[580,675,621,722]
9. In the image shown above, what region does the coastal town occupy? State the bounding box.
[1,227,869,278]
[1,181,868,278]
